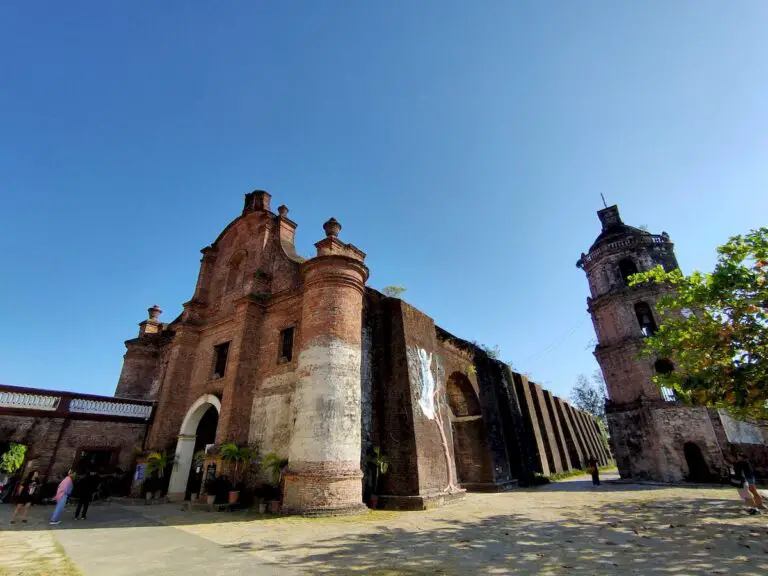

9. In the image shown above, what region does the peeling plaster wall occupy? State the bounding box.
[249,373,296,457]
[289,339,362,464]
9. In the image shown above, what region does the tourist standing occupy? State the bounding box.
[733,451,764,509]
[74,471,99,520]
[588,458,600,486]
[49,470,74,525]
[10,470,40,524]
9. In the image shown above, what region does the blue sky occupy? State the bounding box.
[2,2,767,400]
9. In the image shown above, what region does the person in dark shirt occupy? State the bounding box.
[74,471,100,520]
[10,470,40,524]
[733,451,764,509]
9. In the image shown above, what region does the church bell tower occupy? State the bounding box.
[577,205,679,407]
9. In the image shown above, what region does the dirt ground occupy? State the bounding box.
[2,472,768,575]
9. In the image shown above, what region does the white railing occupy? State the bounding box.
[0,391,60,411]
[69,398,153,420]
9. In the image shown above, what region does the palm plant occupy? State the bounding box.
[367,446,389,494]
[146,451,175,478]
[192,450,207,470]
[220,443,257,486]
[263,452,289,487]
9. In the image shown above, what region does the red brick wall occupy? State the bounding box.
[1,414,146,481]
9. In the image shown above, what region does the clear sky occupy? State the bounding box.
[2,2,767,400]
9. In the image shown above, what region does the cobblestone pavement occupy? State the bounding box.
[2,473,768,575]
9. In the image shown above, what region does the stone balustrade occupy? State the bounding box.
[0,390,60,411]
[0,384,154,421]
[582,234,668,264]
[69,398,153,420]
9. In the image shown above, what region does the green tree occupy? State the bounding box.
[0,443,27,474]
[382,285,407,298]
[630,227,768,419]
[570,371,606,420]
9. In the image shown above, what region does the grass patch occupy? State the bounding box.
[548,464,618,482]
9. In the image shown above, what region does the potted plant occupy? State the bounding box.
[146,451,175,500]
[143,475,155,504]
[263,452,288,513]
[367,446,389,509]
[203,477,218,505]
[220,443,257,504]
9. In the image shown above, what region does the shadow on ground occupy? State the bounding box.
[251,498,768,575]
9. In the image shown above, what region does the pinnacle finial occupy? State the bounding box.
[323,217,341,238]
[148,304,162,321]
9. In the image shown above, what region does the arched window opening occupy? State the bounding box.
[446,372,482,418]
[654,359,674,375]
[225,253,245,292]
[618,258,639,285]
[634,302,657,337]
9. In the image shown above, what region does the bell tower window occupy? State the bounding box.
[212,342,230,379]
[634,302,657,337]
[618,258,639,285]
[278,327,295,363]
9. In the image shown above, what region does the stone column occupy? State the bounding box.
[283,218,369,514]
[168,434,196,500]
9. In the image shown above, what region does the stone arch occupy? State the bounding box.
[167,394,221,500]
[445,372,491,488]
[683,442,710,482]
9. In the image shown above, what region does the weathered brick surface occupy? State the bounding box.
[5,191,612,510]
[0,414,145,480]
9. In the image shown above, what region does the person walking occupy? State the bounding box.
[10,470,40,524]
[49,470,74,525]
[733,451,764,509]
[588,458,601,486]
[74,470,99,520]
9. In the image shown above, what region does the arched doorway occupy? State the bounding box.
[683,442,710,482]
[446,372,491,487]
[167,394,221,501]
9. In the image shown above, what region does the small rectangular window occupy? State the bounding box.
[279,327,295,363]
[213,342,230,378]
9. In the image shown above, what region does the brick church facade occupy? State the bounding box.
[2,190,609,513]
[578,205,768,482]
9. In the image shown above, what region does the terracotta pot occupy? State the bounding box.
[206,494,216,505]
[268,500,280,513]
[369,495,379,509]
[228,490,239,504]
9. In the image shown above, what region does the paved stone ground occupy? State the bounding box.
[2,473,768,575]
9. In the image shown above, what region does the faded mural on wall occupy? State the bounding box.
[407,346,459,492]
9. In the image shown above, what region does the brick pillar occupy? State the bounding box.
[528,382,564,474]
[575,408,600,464]
[282,218,369,514]
[513,373,550,476]
[565,403,592,466]
[543,390,572,471]
[553,397,584,469]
